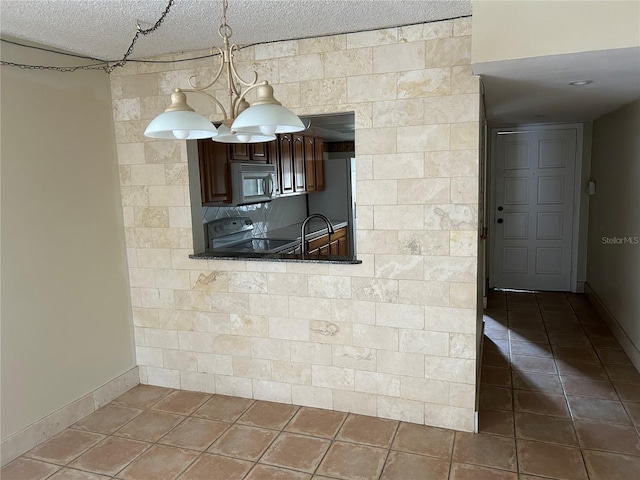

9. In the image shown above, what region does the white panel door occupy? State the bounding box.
[493,129,577,291]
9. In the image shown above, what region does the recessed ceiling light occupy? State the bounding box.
[569,80,594,86]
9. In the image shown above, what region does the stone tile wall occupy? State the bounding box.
[110,17,480,431]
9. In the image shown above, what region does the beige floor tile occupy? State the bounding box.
[380,451,449,480]
[72,404,142,434]
[449,462,517,480]
[517,439,587,480]
[479,385,512,410]
[114,410,184,442]
[316,441,387,480]
[566,396,631,424]
[179,453,253,480]
[285,407,347,439]
[574,420,640,456]
[0,457,61,480]
[336,414,398,448]
[478,408,514,437]
[208,425,278,461]
[613,381,640,402]
[513,390,569,417]
[561,376,618,400]
[237,401,299,430]
[68,437,149,476]
[24,429,104,465]
[151,390,210,415]
[452,432,516,471]
[511,371,563,394]
[112,385,173,409]
[47,468,110,479]
[193,395,254,422]
[481,365,511,387]
[514,412,578,446]
[391,422,454,458]
[159,417,229,450]
[245,464,312,480]
[260,432,330,473]
[583,450,640,480]
[118,444,198,480]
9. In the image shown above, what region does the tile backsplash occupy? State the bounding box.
[202,195,308,237]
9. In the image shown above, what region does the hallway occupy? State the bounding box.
[2,293,639,479]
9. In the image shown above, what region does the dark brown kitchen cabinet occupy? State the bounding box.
[306,227,347,257]
[292,135,306,192]
[198,140,231,205]
[304,136,316,192]
[267,140,281,195]
[231,142,268,162]
[278,134,295,194]
[314,137,325,191]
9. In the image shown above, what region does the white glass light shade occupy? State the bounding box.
[212,124,276,144]
[143,90,218,140]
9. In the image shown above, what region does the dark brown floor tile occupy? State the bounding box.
[567,396,631,424]
[517,439,587,480]
[511,355,557,374]
[380,451,449,480]
[624,402,640,426]
[316,441,387,480]
[208,425,278,461]
[548,332,591,347]
[151,390,210,415]
[605,364,640,384]
[485,309,509,324]
[561,376,618,400]
[513,390,569,417]
[597,348,633,366]
[159,417,229,450]
[484,338,510,355]
[452,432,516,471]
[509,329,548,344]
[552,346,599,364]
[193,395,254,422]
[72,404,143,434]
[449,462,517,480]
[583,323,613,337]
[391,422,454,458]
[512,371,563,394]
[508,310,543,322]
[510,341,552,358]
[260,432,330,473]
[0,457,61,480]
[482,351,510,368]
[542,311,579,322]
[118,444,198,480]
[285,407,347,439]
[69,437,150,476]
[583,450,640,480]
[336,414,398,448]
[25,429,104,465]
[555,360,609,381]
[574,420,640,455]
[112,385,173,409]
[614,381,640,402]
[245,464,311,480]
[478,408,514,437]
[536,292,569,305]
[479,385,512,410]
[540,303,574,314]
[514,412,577,446]
[237,401,299,430]
[589,335,622,349]
[481,365,511,387]
[114,410,184,442]
[47,468,110,479]
[508,319,546,333]
[485,326,509,341]
[487,291,507,310]
[179,453,253,480]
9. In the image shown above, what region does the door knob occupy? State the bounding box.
[497,218,504,224]
[497,206,504,211]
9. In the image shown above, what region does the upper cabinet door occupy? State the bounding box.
[278,134,295,194]
[198,140,232,205]
[293,135,306,192]
[304,136,316,192]
[314,137,325,191]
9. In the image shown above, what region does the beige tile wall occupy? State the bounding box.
[111,17,480,431]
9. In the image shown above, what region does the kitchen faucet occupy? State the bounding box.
[300,214,334,259]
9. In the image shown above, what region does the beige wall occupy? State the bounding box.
[1,40,135,441]
[112,19,480,431]
[472,0,640,63]
[588,100,640,358]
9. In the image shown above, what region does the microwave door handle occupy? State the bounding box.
[265,175,275,197]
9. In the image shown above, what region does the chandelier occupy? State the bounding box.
[144,0,305,143]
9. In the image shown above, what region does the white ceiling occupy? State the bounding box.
[0,0,472,60]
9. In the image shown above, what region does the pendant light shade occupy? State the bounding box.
[231,83,305,135]
[144,90,218,140]
[213,124,276,143]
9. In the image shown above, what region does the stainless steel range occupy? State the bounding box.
[207,217,298,254]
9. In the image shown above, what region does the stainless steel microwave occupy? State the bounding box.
[230,162,278,206]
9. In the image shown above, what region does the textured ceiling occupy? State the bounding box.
[0,0,472,60]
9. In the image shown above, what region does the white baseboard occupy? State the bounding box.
[585,284,640,372]
[1,366,139,467]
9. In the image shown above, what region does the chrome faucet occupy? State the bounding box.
[300,214,334,259]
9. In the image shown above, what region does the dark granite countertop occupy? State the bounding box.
[190,251,361,264]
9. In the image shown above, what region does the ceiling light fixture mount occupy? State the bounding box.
[144,0,305,143]
[568,80,594,86]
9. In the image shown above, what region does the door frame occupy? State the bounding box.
[488,123,584,293]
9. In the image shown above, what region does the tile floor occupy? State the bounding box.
[3,292,640,479]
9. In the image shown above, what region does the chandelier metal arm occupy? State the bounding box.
[177,87,229,121]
